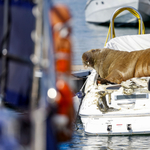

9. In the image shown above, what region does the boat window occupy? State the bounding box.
[115,94,148,100]
[101,1,104,4]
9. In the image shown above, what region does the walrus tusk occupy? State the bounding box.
[83,62,89,68]
[84,65,88,69]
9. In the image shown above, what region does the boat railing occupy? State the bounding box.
[104,6,145,46]
[85,0,93,10]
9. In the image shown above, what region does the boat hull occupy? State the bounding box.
[80,91,150,135]
[139,0,150,22]
[79,70,150,135]
[83,114,150,135]
[85,0,150,24]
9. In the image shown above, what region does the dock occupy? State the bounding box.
[72,65,92,71]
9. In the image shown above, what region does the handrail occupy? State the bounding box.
[104,6,145,46]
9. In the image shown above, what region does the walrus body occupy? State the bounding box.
[82,48,150,84]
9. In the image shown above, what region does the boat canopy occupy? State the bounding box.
[104,6,150,51]
[105,34,150,51]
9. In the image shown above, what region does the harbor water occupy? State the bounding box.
[53,0,150,149]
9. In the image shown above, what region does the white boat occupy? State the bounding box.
[78,7,150,135]
[85,0,150,24]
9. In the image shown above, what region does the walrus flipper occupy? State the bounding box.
[97,77,115,85]
[105,70,124,84]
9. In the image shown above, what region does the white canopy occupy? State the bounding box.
[105,34,150,51]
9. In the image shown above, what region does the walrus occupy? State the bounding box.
[82,48,150,84]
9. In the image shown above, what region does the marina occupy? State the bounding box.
[1,0,150,149]
[57,0,150,149]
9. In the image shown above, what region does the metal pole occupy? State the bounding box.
[0,0,10,105]
[110,6,143,39]
[30,0,46,150]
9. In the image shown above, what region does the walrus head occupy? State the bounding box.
[82,49,100,68]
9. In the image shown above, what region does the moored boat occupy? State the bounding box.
[79,6,150,135]
[85,0,150,25]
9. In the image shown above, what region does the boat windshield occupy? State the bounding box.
[115,94,148,100]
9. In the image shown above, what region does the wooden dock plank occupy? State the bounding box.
[72,65,92,71]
